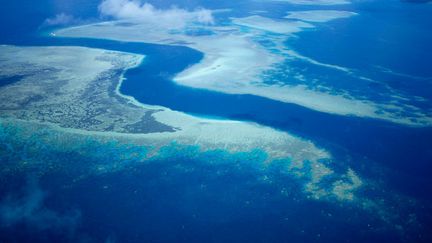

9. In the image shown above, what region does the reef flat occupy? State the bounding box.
[284,10,357,22]
[0,45,361,202]
[272,0,351,5]
[55,10,432,126]
[0,45,173,133]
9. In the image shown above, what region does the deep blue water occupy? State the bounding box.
[290,1,432,78]
[1,0,432,242]
[0,75,26,87]
[0,159,399,243]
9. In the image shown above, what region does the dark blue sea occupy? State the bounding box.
[0,0,432,242]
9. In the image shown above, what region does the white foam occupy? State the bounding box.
[375,65,432,81]
[285,49,352,73]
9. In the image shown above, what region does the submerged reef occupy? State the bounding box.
[0,45,360,202]
[0,45,424,237]
[55,7,432,126]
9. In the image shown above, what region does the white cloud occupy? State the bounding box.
[98,0,214,28]
[44,13,78,26]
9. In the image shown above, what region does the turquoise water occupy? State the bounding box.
[1,0,432,242]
